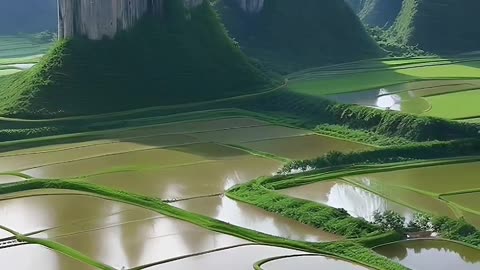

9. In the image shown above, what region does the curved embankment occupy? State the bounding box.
[0,180,408,270]
[257,254,375,270]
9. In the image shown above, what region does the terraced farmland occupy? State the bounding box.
[0,36,51,77]
[288,56,480,120]
[1,115,383,270]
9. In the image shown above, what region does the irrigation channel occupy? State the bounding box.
[0,112,479,270]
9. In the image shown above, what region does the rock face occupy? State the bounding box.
[58,0,204,40]
[236,0,265,13]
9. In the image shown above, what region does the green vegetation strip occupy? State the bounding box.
[0,225,115,270]
[0,180,407,270]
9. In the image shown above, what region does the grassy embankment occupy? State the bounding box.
[227,137,480,248]
[0,180,407,270]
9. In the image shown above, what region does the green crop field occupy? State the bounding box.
[424,90,480,119]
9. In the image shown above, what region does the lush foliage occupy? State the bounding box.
[367,26,426,57]
[408,213,480,247]
[216,0,382,73]
[0,0,274,117]
[228,180,398,240]
[358,0,403,27]
[280,139,480,174]
[391,0,480,53]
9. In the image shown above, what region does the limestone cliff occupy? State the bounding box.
[236,0,264,13]
[58,0,204,40]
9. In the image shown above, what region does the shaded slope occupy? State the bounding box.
[358,0,403,27]
[391,0,480,53]
[0,0,57,34]
[217,0,382,73]
[0,0,275,118]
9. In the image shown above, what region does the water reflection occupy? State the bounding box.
[280,181,414,222]
[262,254,373,270]
[375,240,480,270]
[172,196,341,242]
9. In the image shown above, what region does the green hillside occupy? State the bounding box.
[0,0,275,118]
[391,0,480,53]
[358,0,403,27]
[217,0,382,73]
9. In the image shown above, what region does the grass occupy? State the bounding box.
[0,0,275,118]
[288,58,480,96]
[424,89,480,119]
[0,36,52,58]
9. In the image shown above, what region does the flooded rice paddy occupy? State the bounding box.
[261,254,373,270]
[279,180,415,222]
[239,134,370,160]
[0,117,370,269]
[344,161,480,226]
[375,240,480,270]
[172,196,341,242]
[0,245,94,270]
[146,245,304,270]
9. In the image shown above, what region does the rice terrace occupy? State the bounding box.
[0,0,479,270]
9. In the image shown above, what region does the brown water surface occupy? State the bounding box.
[375,240,480,270]
[192,125,310,144]
[239,135,370,160]
[23,148,207,178]
[345,162,480,195]
[0,174,24,184]
[0,193,157,236]
[279,180,415,222]
[47,214,247,269]
[172,196,341,242]
[261,255,373,270]
[86,157,281,200]
[0,245,94,270]
[147,245,303,270]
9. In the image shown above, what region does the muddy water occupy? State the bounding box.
[0,193,159,236]
[461,211,480,228]
[109,117,269,138]
[0,174,25,184]
[46,214,247,269]
[444,192,480,213]
[239,135,370,160]
[86,157,281,200]
[0,134,200,172]
[375,240,480,270]
[172,196,341,242]
[23,148,209,179]
[147,245,304,270]
[0,245,94,270]
[192,125,311,144]
[279,180,415,222]
[261,255,373,270]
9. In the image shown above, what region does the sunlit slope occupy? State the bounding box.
[217,0,382,72]
[391,0,480,53]
[0,0,275,118]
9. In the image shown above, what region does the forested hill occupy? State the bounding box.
[391,0,480,53]
[0,0,57,34]
[216,0,382,73]
[357,0,403,27]
[0,0,274,118]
